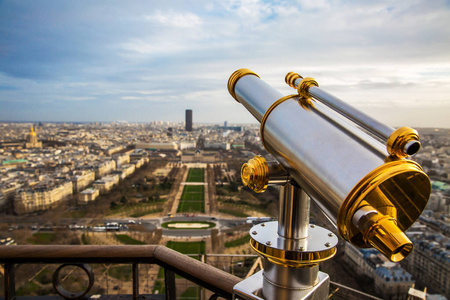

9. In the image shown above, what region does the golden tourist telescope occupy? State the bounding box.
[228,69,430,299]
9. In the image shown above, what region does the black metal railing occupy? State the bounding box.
[0,245,241,300]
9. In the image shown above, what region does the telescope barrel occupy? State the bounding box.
[228,69,431,262]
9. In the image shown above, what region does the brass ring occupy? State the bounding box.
[260,94,298,151]
[227,68,260,102]
[285,72,303,88]
[297,77,319,99]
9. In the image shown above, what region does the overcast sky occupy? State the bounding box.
[0,0,449,127]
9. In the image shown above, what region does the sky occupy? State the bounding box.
[0,0,449,128]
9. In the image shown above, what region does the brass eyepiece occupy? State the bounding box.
[353,206,413,262]
[386,127,421,158]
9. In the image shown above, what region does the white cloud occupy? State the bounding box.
[145,11,202,28]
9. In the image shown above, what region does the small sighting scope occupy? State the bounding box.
[228,69,430,262]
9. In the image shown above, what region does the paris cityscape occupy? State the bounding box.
[1,2,450,299]
[0,110,449,299]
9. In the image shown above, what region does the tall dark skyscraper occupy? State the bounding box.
[185,109,193,131]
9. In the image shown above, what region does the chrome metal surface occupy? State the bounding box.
[278,183,310,239]
[266,161,290,185]
[352,205,378,232]
[235,74,284,123]
[233,271,265,300]
[292,78,393,142]
[234,270,330,300]
[262,270,330,300]
[235,75,385,224]
[263,262,319,288]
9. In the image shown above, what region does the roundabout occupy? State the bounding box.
[161,221,216,230]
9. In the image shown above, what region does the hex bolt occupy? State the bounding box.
[252,231,257,235]
[310,224,315,228]
[266,241,272,246]
[325,242,331,247]
[261,223,266,227]
[328,233,333,237]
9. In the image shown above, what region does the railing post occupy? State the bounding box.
[132,263,139,300]
[4,263,15,300]
[164,268,176,300]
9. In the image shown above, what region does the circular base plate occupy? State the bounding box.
[250,221,338,267]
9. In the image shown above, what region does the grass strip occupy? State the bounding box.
[177,185,205,213]
[26,233,56,245]
[166,241,205,255]
[186,168,204,182]
[225,234,251,248]
[219,209,249,217]
[115,234,146,245]
[130,208,163,218]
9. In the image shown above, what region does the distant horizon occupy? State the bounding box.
[1,119,450,130]
[0,119,257,125]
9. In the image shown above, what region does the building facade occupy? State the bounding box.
[14,181,73,214]
[72,170,95,193]
[402,236,450,298]
[344,243,414,300]
[78,188,99,204]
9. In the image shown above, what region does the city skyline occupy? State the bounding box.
[1,1,450,128]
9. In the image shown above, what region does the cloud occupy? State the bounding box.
[145,11,203,28]
[0,0,449,127]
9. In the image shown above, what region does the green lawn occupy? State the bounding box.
[181,286,201,299]
[154,241,206,293]
[166,241,205,255]
[225,234,251,248]
[115,234,146,245]
[130,208,163,217]
[109,265,132,281]
[26,233,56,245]
[186,168,204,182]
[219,208,250,217]
[177,185,205,213]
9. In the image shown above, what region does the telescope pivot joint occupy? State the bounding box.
[241,156,289,193]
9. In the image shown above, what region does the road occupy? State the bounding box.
[104,215,248,237]
[4,215,248,237]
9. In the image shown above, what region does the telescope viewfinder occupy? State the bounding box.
[285,71,421,158]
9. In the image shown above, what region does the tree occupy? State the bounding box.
[120,196,128,205]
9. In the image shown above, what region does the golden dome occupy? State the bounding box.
[29,126,36,136]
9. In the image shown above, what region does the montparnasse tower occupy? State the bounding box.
[26,126,42,148]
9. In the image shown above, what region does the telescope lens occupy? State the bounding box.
[404,140,421,156]
[390,243,413,262]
